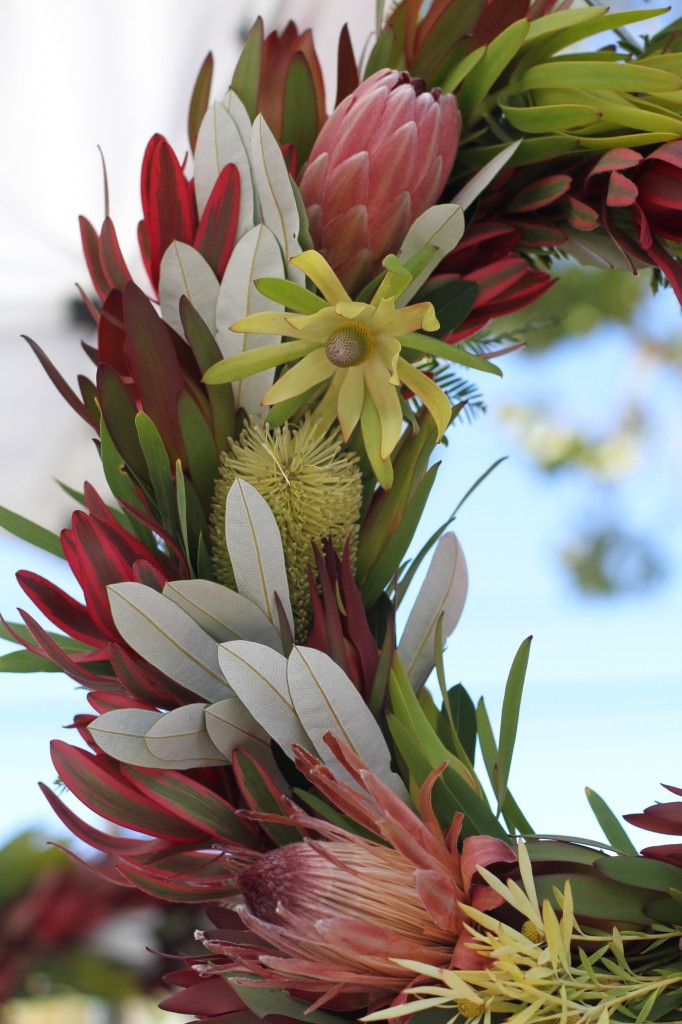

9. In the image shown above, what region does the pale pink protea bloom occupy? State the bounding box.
[197,736,514,1013]
[299,69,461,295]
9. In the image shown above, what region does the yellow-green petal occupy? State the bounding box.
[397,357,452,440]
[361,392,394,489]
[286,305,348,341]
[263,346,334,405]
[230,310,305,337]
[291,250,351,305]
[377,299,439,336]
[364,358,403,460]
[337,365,365,441]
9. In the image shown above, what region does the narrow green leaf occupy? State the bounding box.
[229,982,347,1024]
[439,683,478,768]
[255,277,326,314]
[0,506,64,559]
[595,854,682,892]
[496,636,532,815]
[501,103,602,133]
[99,420,157,549]
[364,25,396,80]
[177,392,219,513]
[0,621,91,652]
[476,696,532,834]
[175,460,190,568]
[188,52,213,152]
[282,53,320,165]
[458,19,530,126]
[400,332,502,376]
[441,47,485,94]
[0,650,64,672]
[519,61,681,95]
[135,413,176,534]
[585,788,638,855]
[360,465,438,606]
[230,17,263,119]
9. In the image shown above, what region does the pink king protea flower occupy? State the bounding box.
[299,69,461,295]
[192,736,515,1015]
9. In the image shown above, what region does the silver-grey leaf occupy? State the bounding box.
[194,100,255,235]
[163,579,283,650]
[217,640,311,755]
[144,703,226,765]
[204,697,271,759]
[159,242,219,337]
[215,224,284,414]
[397,204,465,304]
[107,582,231,704]
[287,645,408,797]
[89,708,221,769]
[250,114,303,284]
[224,479,294,634]
[398,532,468,692]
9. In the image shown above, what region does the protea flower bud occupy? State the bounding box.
[299,69,461,294]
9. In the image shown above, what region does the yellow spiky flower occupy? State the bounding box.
[210,416,362,639]
[363,843,682,1024]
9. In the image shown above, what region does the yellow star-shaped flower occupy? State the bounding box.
[206,250,452,488]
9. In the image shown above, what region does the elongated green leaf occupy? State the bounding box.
[400,332,502,376]
[135,412,176,533]
[0,650,63,672]
[89,707,225,769]
[476,695,532,835]
[230,981,348,1024]
[230,20,263,121]
[224,479,293,632]
[159,242,219,338]
[251,114,302,282]
[458,19,530,126]
[399,533,468,692]
[0,506,64,559]
[217,640,310,754]
[203,338,315,385]
[441,47,485,93]
[255,277,326,314]
[287,645,407,796]
[361,464,438,606]
[534,874,654,926]
[519,61,681,95]
[595,855,682,893]
[585,788,638,855]
[145,702,226,765]
[501,103,602,133]
[99,421,155,550]
[164,579,282,649]
[215,223,285,415]
[194,99,254,232]
[177,391,219,511]
[204,697,272,761]
[496,636,532,815]
[282,53,320,164]
[108,582,230,703]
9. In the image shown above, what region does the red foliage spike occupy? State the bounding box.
[99,217,132,292]
[122,283,187,463]
[194,164,241,278]
[140,135,197,290]
[15,571,106,648]
[51,740,207,842]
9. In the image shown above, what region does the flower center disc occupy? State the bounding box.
[325,321,375,368]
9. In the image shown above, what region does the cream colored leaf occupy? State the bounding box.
[159,242,219,337]
[163,579,283,651]
[287,645,408,796]
[144,703,226,765]
[397,204,465,304]
[251,114,303,284]
[224,478,294,633]
[217,640,311,755]
[89,708,223,769]
[215,224,284,414]
[452,140,522,211]
[107,582,230,704]
[204,697,271,760]
[398,533,468,691]
[194,100,255,235]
